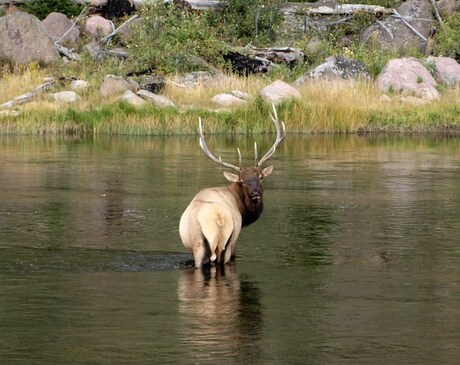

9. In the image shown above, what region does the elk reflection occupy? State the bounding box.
[177,265,263,362]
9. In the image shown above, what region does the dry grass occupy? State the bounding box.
[1,68,460,135]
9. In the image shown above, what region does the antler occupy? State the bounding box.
[256,103,286,167]
[198,117,241,173]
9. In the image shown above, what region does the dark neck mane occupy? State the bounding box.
[228,183,264,227]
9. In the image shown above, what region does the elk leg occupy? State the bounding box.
[194,236,212,268]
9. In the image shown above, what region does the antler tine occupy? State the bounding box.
[237,147,242,170]
[254,142,258,166]
[257,103,286,167]
[198,117,241,173]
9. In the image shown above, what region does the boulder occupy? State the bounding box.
[99,75,138,97]
[247,46,306,68]
[0,12,59,64]
[179,71,215,87]
[70,80,89,90]
[259,80,301,104]
[437,0,460,13]
[119,90,146,106]
[42,12,80,46]
[137,90,175,107]
[85,15,113,38]
[118,17,141,46]
[211,93,247,107]
[50,91,80,102]
[294,56,369,86]
[426,56,460,85]
[223,51,272,76]
[377,57,439,100]
[138,75,166,94]
[230,90,251,100]
[362,0,434,52]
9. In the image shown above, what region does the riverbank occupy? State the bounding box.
[1,70,460,135]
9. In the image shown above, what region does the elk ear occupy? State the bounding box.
[223,171,240,183]
[261,165,274,178]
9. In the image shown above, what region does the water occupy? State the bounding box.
[1,134,459,364]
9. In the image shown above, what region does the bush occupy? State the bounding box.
[434,13,460,61]
[127,3,227,74]
[21,0,84,20]
[205,0,283,46]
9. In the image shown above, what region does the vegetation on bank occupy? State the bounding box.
[1,68,459,135]
[1,0,460,135]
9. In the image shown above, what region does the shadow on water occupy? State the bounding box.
[177,264,263,364]
[0,247,194,273]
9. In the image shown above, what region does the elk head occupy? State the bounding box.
[198,104,286,225]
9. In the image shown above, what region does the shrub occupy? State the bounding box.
[205,0,283,46]
[127,3,227,74]
[21,0,84,20]
[433,12,460,61]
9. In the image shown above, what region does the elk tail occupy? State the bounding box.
[197,205,234,264]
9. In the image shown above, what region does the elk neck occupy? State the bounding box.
[227,182,264,227]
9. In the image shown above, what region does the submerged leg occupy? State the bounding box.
[193,236,212,268]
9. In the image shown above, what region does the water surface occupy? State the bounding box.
[1,134,459,364]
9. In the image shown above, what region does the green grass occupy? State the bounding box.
[1,71,460,135]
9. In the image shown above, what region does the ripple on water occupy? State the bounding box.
[0,247,194,274]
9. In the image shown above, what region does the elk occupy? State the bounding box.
[179,105,286,268]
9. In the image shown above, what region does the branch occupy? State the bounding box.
[96,14,139,46]
[55,5,88,44]
[376,20,394,40]
[430,0,443,27]
[55,44,81,61]
[308,4,392,15]
[391,9,427,42]
[0,79,56,109]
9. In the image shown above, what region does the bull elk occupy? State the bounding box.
[179,105,286,268]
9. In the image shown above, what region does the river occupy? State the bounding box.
[1,134,459,364]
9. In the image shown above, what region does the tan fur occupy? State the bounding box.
[179,187,242,268]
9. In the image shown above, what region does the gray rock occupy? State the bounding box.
[70,80,89,90]
[119,90,146,106]
[42,12,80,46]
[0,12,59,64]
[99,75,138,97]
[231,90,251,100]
[362,0,434,52]
[117,17,142,46]
[426,56,460,85]
[180,71,215,87]
[377,57,439,100]
[294,56,369,86]
[259,80,301,104]
[139,75,166,94]
[50,91,80,102]
[437,0,460,13]
[211,93,247,107]
[85,15,112,38]
[137,90,175,107]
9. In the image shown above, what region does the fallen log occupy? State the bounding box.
[0,79,56,109]
[307,4,393,15]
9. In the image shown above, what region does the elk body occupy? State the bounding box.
[179,106,286,268]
